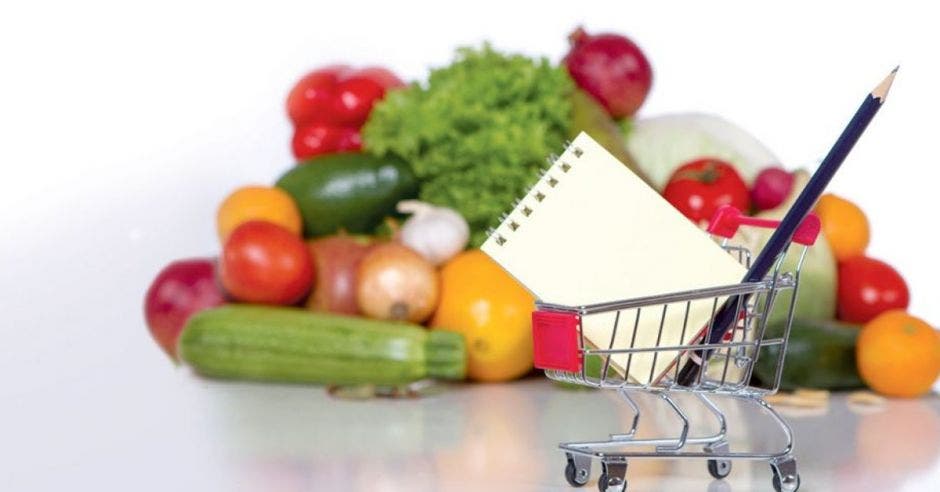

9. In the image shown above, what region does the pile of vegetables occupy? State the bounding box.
[145,28,653,389]
[144,26,938,398]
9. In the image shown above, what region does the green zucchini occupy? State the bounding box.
[754,318,864,390]
[179,305,466,385]
[276,152,418,237]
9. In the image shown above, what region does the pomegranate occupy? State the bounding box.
[564,26,653,119]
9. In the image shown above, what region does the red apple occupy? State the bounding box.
[144,258,225,359]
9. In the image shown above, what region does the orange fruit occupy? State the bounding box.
[430,250,535,382]
[856,310,940,397]
[814,193,870,261]
[217,185,302,242]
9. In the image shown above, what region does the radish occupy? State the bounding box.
[751,167,795,211]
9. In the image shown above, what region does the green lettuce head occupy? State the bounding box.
[363,45,574,246]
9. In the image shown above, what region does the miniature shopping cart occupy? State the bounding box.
[532,206,821,492]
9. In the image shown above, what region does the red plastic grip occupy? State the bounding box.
[707,205,821,246]
[531,310,581,372]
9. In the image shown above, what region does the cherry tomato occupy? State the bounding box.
[837,256,910,323]
[144,258,225,359]
[663,158,750,224]
[291,125,362,161]
[220,221,315,305]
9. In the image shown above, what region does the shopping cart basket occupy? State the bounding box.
[532,205,821,492]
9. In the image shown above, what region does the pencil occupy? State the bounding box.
[675,67,898,386]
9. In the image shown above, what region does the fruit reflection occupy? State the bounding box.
[856,400,940,472]
[835,399,940,492]
[433,384,543,491]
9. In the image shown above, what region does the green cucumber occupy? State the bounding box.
[179,305,466,385]
[754,318,864,390]
[276,152,418,237]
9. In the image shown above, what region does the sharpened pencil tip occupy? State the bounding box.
[872,67,898,102]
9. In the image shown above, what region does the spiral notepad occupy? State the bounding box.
[481,132,746,384]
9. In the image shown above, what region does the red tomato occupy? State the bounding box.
[144,258,225,359]
[663,158,750,224]
[838,256,910,323]
[291,125,362,161]
[220,221,315,305]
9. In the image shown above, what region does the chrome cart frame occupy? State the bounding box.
[532,207,821,492]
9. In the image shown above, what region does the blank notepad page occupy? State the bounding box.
[481,132,746,384]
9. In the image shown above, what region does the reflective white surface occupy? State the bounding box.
[6,372,938,491]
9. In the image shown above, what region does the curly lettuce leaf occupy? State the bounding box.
[363,45,574,246]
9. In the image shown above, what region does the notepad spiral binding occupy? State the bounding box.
[485,141,585,247]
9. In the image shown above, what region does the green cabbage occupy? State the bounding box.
[363,45,574,246]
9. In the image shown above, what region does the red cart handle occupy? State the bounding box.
[706,205,821,246]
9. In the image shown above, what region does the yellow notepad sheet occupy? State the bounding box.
[481,132,747,384]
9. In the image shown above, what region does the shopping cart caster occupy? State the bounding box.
[704,440,732,479]
[707,459,732,479]
[564,453,592,487]
[770,457,800,492]
[597,460,627,492]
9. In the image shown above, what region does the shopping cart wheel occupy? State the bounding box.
[598,460,627,492]
[704,440,732,479]
[564,453,591,487]
[770,457,800,492]
[771,472,800,492]
[707,459,732,479]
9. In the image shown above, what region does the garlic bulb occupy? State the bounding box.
[396,200,470,266]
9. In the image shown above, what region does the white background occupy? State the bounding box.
[1,1,938,489]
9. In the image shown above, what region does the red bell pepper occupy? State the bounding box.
[286,65,404,160]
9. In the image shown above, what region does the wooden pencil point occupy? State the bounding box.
[872,66,899,101]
